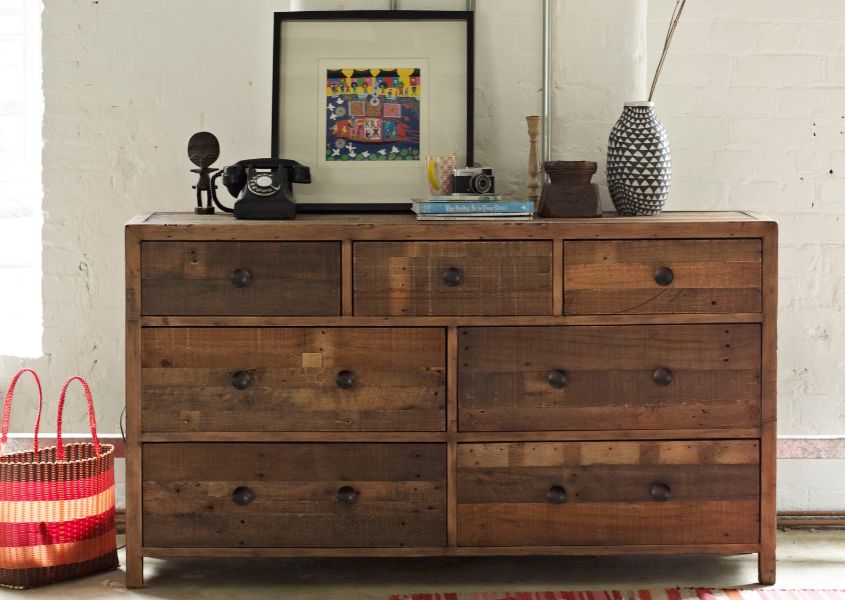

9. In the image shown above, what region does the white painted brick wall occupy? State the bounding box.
[1,0,842,510]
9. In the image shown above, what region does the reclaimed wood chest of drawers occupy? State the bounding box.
[125,211,777,587]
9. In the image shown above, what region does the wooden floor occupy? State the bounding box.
[2,531,842,599]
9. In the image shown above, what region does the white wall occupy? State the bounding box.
[0,0,41,358]
[2,0,843,510]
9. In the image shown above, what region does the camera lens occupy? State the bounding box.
[471,173,492,194]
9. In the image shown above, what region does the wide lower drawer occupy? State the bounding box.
[141,327,446,432]
[354,241,553,316]
[457,440,760,546]
[142,443,447,548]
[459,325,761,431]
[564,239,762,315]
[141,241,341,316]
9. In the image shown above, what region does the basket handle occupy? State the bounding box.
[56,376,101,461]
[1,368,44,456]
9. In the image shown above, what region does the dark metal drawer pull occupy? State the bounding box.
[230,267,253,288]
[232,486,254,505]
[546,485,567,504]
[547,369,569,389]
[231,370,252,390]
[442,267,463,287]
[337,485,359,505]
[653,367,674,387]
[654,266,674,286]
[651,483,671,502]
[336,370,356,390]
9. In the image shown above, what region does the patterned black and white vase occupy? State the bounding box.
[607,101,671,216]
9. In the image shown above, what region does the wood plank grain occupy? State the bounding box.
[457,441,760,547]
[457,441,760,468]
[132,212,774,244]
[354,241,553,316]
[141,313,764,327]
[553,239,564,315]
[564,239,762,315]
[142,443,446,548]
[759,220,779,585]
[342,239,353,316]
[142,211,760,226]
[141,328,446,432]
[141,241,340,316]
[447,327,458,433]
[139,428,761,443]
[447,441,457,547]
[124,227,144,589]
[142,542,761,558]
[457,500,759,546]
[459,325,761,432]
[458,464,759,503]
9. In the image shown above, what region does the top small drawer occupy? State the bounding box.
[141,241,340,316]
[354,241,553,316]
[564,239,762,315]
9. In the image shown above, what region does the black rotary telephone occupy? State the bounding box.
[209,158,311,220]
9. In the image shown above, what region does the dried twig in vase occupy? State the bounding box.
[648,0,688,102]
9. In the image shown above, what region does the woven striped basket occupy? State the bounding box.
[0,370,118,589]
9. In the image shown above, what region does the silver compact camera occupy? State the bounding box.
[452,167,495,195]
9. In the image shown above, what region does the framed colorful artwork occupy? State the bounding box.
[272,10,474,211]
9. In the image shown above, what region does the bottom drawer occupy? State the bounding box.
[457,440,759,547]
[143,443,447,548]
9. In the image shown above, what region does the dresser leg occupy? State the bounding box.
[758,549,776,585]
[125,552,144,589]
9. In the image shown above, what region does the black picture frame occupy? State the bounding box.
[272,10,474,213]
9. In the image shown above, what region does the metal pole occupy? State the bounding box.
[389,0,398,10]
[467,0,475,10]
[542,0,551,166]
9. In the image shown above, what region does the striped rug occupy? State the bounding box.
[389,591,845,600]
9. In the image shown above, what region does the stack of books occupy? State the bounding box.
[412,195,535,221]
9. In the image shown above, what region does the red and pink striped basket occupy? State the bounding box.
[0,369,118,589]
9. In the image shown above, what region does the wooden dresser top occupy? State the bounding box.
[127,211,776,241]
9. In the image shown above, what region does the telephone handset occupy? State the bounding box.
[209,158,311,220]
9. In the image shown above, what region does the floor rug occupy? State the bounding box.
[389,591,845,600]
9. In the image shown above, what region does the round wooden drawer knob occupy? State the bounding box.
[651,483,671,502]
[442,267,464,287]
[337,485,359,505]
[232,486,254,505]
[230,267,253,288]
[231,370,252,390]
[654,266,674,286]
[547,369,569,389]
[336,370,356,390]
[546,485,567,505]
[653,367,674,387]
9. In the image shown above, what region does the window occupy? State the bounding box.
[0,0,43,357]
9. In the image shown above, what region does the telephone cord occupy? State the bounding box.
[208,170,234,213]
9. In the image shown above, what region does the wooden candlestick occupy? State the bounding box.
[526,116,541,202]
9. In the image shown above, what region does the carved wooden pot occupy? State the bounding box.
[538,161,600,218]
